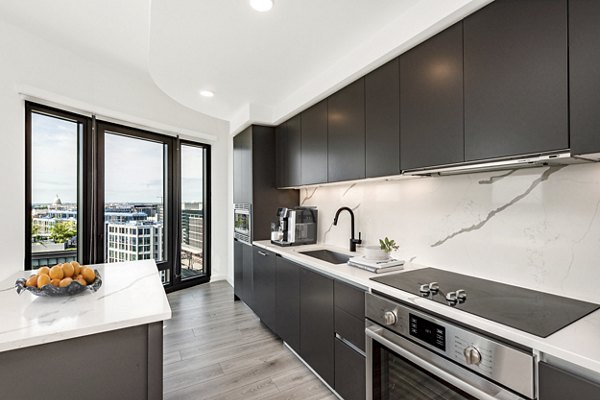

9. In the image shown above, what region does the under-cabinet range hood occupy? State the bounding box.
[402,150,591,177]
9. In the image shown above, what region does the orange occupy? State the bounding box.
[37,266,50,276]
[62,263,75,278]
[81,267,96,284]
[71,261,81,276]
[37,274,51,288]
[26,274,38,287]
[75,276,87,286]
[59,277,73,287]
[49,265,64,280]
[51,278,61,287]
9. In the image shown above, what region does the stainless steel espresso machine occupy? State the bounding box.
[271,207,318,246]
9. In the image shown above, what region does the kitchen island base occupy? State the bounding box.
[0,322,163,400]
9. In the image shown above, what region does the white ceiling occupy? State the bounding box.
[0,0,491,134]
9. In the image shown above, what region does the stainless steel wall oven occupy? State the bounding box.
[233,203,251,244]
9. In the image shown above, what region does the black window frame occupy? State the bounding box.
[25,102,92,270]
[24,101,211,290]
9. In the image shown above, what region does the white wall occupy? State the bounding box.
[303,163,600,304]
[0,20,230,282]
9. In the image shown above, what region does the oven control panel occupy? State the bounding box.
[366,292,534,398]
[409,314,446,351]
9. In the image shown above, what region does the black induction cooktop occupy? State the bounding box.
[371,268,600,338]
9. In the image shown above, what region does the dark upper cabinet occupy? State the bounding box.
[328,79,366,182]
[539,362,600,400]
[569,0,600,156]
[275,115,302,188]
[300,268,334,386]
[233,127,252,204]
[365,59,400,177]
[275,123,286,189]
[233,239,244,300]
[463,0,569,161]
[234,125,298,240]
[400,23,464,170]
[301,100,328,185]
[252,246,276,331]
[275,256,300,352]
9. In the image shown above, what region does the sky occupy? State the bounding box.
[32,113,204,205]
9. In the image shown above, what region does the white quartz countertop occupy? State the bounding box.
[253,240,600,376]
[0,260,171,353]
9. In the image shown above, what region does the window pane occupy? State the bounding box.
[180,144,205,280]
[30,112,79,268]
[104,133,165,264]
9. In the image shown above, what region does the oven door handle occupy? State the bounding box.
[366,325,523,400]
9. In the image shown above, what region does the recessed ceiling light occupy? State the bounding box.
[249,0,273,12]
[199,90,214,98]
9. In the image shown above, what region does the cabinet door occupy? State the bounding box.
[252,247,276,330]
[233,127,253,203]
[539,362,600,400]
[366,58,400,177]
[233,239,244,300]
[569,0,600,156]
[334,280,365,352]
[275,256,300,352]
[275,116,302,188]
[334,338,366,400]
[400,23,464,170]
[300,268,334,386]
[301,100,328,185]
[328,79,366,182]
[275,122,287,188]
[242,243,254,309]
[464,0,568,161]
[286,115,302,187]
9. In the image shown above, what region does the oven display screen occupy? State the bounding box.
[409,314,445,351]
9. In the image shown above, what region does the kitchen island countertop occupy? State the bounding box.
[0,259,171,353]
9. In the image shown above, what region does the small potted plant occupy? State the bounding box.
[364,237,399,260]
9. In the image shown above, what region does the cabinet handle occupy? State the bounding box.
[258,251,268,257]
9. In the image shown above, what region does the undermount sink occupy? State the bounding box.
[299,249,351,265]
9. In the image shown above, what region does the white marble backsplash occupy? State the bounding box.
[301,162,600,303]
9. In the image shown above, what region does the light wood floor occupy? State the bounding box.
[163,280,337,400]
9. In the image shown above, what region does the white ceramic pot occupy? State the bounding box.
[364,246,389,260]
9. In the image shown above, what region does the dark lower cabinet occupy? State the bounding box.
[252,246,276,331]
[463,0,569,161]
[233,239,244,300]
[300,268,335,386]
[249,254,367,399]
[242,243,254,309]
[539,362,600,400]
[328,79,366,182]
[569,0,600,156]
[334,280,366,352]
[335,338,366,400]
[274,256,300,352]
[400,22,464,170]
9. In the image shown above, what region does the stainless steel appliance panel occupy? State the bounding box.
[366,293,534,399]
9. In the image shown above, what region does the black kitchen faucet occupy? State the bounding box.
[333,206,362,252]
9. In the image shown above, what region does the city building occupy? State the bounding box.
[33,209,77,236]
[106,221,163,263]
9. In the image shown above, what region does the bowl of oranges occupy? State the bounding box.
[15,261,102,297]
